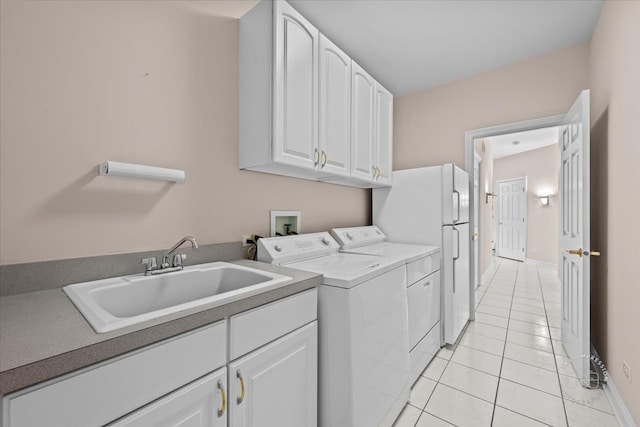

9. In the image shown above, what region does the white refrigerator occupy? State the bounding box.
[373,164,470,345]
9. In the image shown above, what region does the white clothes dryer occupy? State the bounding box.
[331,226,442,385]
[258,232,410,427]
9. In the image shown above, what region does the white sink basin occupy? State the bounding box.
[63,262,291,333]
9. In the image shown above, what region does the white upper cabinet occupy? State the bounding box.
[374,82,393,186]
[349,68,393,187]
[318,34,351,177]
[273,1,319,170]
[350,61,375,182]
[239,0,393,188]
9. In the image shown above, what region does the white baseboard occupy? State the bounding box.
[480,262,498,286]
[605,375,638,427]
[525,258,557,268]
[591,345,638,427]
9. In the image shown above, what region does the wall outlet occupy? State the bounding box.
[242,235,252,247]
[623,361,632,383]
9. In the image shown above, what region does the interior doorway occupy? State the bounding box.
[464,115,565,316]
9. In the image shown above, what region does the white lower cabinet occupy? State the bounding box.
[2,322,227,427]
[108,368,228,427]
[2,289,318,427]
[229,322,317,427]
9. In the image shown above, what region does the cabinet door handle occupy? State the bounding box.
[376,167,381,178]
[321,150,327,167]
[217,379,226,417]
[314,148,320,166]
[236,370,246,405]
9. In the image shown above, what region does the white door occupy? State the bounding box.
[229,322,317,427]
[108,368,227,427]
[350,61,375,182]
[273,1,319,170]
[318,34,351,177]
[374,82,393,185]
[561,90,593,386]
[443,224,470,344]
[497,177,527,262]
[473,154,481,288]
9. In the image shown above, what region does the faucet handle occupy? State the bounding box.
[172,254,186,268]
[141,257,157,273]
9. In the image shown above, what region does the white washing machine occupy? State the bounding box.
[258,232,410,427]
[331,226,442,385]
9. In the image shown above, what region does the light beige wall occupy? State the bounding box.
[589,0,640,422]
[493,144,560,265]
[0,0,370,265]
[394,43,589,170]
[474,139,494,278]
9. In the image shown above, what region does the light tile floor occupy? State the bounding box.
[393,258,620,427]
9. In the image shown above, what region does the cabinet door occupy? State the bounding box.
[374,82,393,186]
[108,368,227,427]
[318,34,351,177]
[273,1,319,170]
[229,322,317,427]
[350,61,375,182]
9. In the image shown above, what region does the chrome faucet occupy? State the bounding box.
[141,236,199,276]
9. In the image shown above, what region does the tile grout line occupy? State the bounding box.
[489,260,519,426]
[498,377,564,400]
[488,260,566,426]
[417,259,502,426]
[413,341,457,426]
[494,404,555,427]
[501,353,567,375]
[535,264,571,427]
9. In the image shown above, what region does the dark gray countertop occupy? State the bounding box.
[0,260,321,396]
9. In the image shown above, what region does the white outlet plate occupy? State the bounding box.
[623,361,632,383]
[242,235,252,247]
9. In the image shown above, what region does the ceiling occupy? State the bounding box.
[289,0,603,96]
[486,127,559,160]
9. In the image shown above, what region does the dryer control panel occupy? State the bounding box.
[257,232,340,265]
[330,226,386,249]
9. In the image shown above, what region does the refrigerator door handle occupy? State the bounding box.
[453,227,460,261]
[452,226,460,293]
[453,190,460,223]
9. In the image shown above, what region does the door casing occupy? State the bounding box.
[464,114,565,320]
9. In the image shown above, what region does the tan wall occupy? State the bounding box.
[0,0,370,264]
[493,144,560,265]
[589,0,640,422]
[474,139,495,278]
[394,43,589,170]
[394,41,589,280]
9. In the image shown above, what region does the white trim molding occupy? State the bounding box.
[480,262,498,286]
[591,345,638,427]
